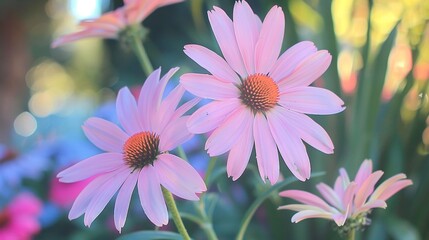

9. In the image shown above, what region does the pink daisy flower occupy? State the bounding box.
[52,0,184,48]
[0,193,42,240]
[57,68,206,232]
[279,159,413,227]
[180,0,344,184]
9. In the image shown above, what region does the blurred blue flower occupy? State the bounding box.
[0,144,50,198]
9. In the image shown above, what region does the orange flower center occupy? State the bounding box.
[240,74,279,112]
[0,150,17,165]
[0,211,9,228]
[123,132,160,169]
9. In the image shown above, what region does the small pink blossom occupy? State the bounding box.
[52,0,184,48]
[57,68,206,232]
[181,0,344,184]
[49,171,94,208]
[279,159,413,227]
[0,193,42,240]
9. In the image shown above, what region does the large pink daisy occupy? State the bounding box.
[52,0,184,48]
[180,0,345,184]
[57,68,206,232]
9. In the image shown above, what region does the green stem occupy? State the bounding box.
[161,187,191,240]
[195,200,219,240]
[128,25,154,76]
[204,157,217,183]
[347,229,355,240]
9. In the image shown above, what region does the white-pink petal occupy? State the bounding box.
[233,0,260,74]
[278,50,332,90]
[84,168,129,227]
[57,152,123,183]
[267,111,310,181]
[291,210,333,223]
[114,171,139,232]
[253,113,279,184]
[117,87,142,134]
[138,166,168,226]
[275,107,334,154]
[354,159,373,188]
[354,171,384,208]
[138,68,161,131]
[279,87,345,115]
[184,44,240,83]
[208,6,247,77]
[270,41,317,82]
[155,154,206,200]
[180,73,239,99]
[82,117,128,152]
[254,5,284,74]
[187,98,241,134]
[227,116,254,181]
[205,107,252,156]
[159,116,193,151]
[316,183,342,209]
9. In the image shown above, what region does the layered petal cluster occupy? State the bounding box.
[279,159,413,226]
[181,0,344,184]
[57,68,206,232]
[0,193,42,239]
[52,0,184,47]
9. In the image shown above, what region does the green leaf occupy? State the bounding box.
[235,172,325,240]
[117,231,185,240]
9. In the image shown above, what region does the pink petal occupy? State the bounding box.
[153,67,179,110]
[275,107,334,154]
[138,68,161,131]
[82,117,128,152]
[205,107,252,156]
[332,206,349,226]
[184,44,240,83]
[253,113,279,184]
[354,159,373,188]
[267,110,310,181]
[57,153,123,183]
[126,0,184,24]
[316,183,342,209]
[208,6,247,77]
[114,171,139,232]
[69,170,123,220]
[291,210,333,223]
[117,87,142,134]
[156,85,185,132]
[279,190,332,211]
[155,154,206,200]
[226,116,254,181]
[374,179,413,202]
[342,182,357,212]
[51,28,117,48]
[354,200,386,216]
[180,73,239,99]
[254,5,284,74]
[278,204,329,212]
[339,168,351,185]
[278,50,332,90]
[270,41,317,82]
[233,0,261,74]
[354,171,384,209]
[137,166,168,226]
[84,168,129,227]
[279,87,345,115]
[187,98,241,134]
[159,116,193,151]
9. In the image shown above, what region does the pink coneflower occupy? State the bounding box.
[279,159,412,229]
[0,193,42,240]
[51,0,184,48]
[57,68,206,232]
[180,0,344,184]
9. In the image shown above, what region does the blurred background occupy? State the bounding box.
[0,0,428,239]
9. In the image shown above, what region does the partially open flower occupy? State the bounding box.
[279,159,412,234]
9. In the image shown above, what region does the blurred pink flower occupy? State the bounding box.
[51,0,184,48]
[279,159,413,227]
[0,193,42,240]
[181,0,344,184]
[49,171,94,208]
[57,68,206,232]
